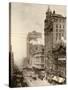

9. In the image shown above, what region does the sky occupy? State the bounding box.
[11,2,66,66]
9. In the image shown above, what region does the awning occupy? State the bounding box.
[32,66,41,69]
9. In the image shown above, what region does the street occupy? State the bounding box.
[22,69,51,87]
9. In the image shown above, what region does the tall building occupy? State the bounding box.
[26,30,45,70]
[44,7,66,77]
[27,31,42,66]
[44,6,66,49]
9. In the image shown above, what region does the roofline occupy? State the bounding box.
[52,15,66,19]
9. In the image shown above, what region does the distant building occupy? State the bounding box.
[44,7,66,78]
[26,31,45,70]
[31,45,45,70]
[27,31,42,66]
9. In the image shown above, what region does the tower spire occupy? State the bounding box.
[46,5,52,19]
[47,5,51,12]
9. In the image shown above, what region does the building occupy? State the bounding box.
[44,6,66,79]
[26,31,45,71]
[44,6,66,50]
[27,30,42,66]
[52,40,66,78]
[9,45,14,87]
[31,44,45,70]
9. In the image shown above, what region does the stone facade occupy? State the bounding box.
[44,7,66,78]
[27,31,42,65]
[27,31,45,70]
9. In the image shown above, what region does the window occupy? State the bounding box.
[56,24,58,28]
[56,29,58,32]
[63,25,64,28]
[59,33,61,40]
[59,24,61,28]
[56,33,58,40]
[42,49,44,54]
[35,47,38,50]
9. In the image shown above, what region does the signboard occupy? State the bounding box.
[58,57,66,61]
